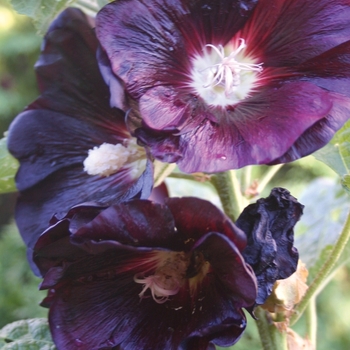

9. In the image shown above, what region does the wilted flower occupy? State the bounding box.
[34,198,257,350]
[96,0,350,173]
[236,188,304,307]
[7,8,153,254]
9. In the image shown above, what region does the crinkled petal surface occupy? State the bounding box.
[96,0,258,97]
[97,0,350,172]
[34,198,257,350]
[236,188,303,306]
[7,8,153,252]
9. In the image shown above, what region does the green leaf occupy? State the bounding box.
[313,119,350,176]
[0,138,18,194]
[10,0,76,34]
[0,318,56,350]
[295,177,349,281]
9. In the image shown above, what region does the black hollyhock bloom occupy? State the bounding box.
[33,198,257,350]
[236,188,304,306]
[7,8,153,257]
[96,0,350,173]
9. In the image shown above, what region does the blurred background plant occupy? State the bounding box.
[0,0,46,329]
[0,1,350,349]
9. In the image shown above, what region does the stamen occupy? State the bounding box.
[134,274,180,304]
[134,251,190,304]
[202,39,263,96]
[83,139,146,177]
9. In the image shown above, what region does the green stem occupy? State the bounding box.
[256,164,284,195]
[240,165,252,193]
[153,162,177,187]
[168,172,210,182]
[255,307,288,350]
[290,208,350,326]
[305,296,317,347]
[210,171,245,222]
[229,170,249,213]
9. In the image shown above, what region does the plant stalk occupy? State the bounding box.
[290,208,350,325]
[255,307,288,350]
[211,171,245,222]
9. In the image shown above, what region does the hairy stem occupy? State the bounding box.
[255,307,288,350]
[256,164,284,194]
[240,165,252,194]
[290,208,350,325]
[305,297,317,347]
[211,171,246,222]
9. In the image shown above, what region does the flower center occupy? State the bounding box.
[202,39,263,95]
[134,252,190,304]
[83,138,146,178]
[190,39,263,107]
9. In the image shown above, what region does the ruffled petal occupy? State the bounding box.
[73,200,178,249]
[166,197,247,251]
[236,188,303,305]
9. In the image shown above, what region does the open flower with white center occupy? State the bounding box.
[96,0,350,173]
[7,8,153,264]
[33,198,257,350]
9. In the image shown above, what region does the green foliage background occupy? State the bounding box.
[0,0,47,330]
[0,0,350,349]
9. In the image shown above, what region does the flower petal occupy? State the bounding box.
[166,197,247,251]
[241,0,350,66]
[271,94,350,163]
[15,160,153,252]
[137,80,332,172]
[32,8,124,127]
[73,200,178,249]
[236,188,303,305]
[9,110,127,191]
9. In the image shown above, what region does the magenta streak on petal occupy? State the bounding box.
[239,0,350,67]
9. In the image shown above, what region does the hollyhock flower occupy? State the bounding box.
[33,198,257,350]
[7,8,153,253]
[236,188,304,306]
[96,0,350,173]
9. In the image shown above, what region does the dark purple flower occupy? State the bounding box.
[7,8,153,253]
[96,0,350,173]
[34,198,257,350]
[236,188,303,307]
